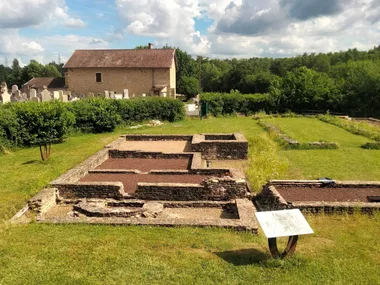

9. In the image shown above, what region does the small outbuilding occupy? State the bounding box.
[22,77,66,94]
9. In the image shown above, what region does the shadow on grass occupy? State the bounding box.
[215,248,270,265]
[22,160,41,165]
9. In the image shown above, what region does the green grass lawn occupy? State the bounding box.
[266,117,373,147]
[1,116,380,284]
[265,117,380,180]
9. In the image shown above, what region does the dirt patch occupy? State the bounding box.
[42,205,74,219]
[159,207,238,219]
[207,160,249,172]
[277,186,380,202]
[79,173,210,193]
[118,141,191,153]
[96,157,191,172]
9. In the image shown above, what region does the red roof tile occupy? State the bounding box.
[23,77,65,89]
[63,49,176,69]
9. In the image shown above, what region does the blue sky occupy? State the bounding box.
[0,0,379,66]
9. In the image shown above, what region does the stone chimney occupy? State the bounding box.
[148,43,154,49]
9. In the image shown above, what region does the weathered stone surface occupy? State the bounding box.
[142,202,164,218]
[57,182,124,199]
[191,133,248,160]
[28,188,57,214]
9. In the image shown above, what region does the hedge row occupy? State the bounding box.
[200,93,276,116]
[0,97,185,149]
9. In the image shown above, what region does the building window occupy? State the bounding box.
[96,73,102,82]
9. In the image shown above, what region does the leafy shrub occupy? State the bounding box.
[0,106,20,149]
[113,97,185,123]
[200,92,276,116]
[12,101,75,160]
[68,98,121,133]
[361,142,380,149]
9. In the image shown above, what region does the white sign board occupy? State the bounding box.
[255,209,313,238]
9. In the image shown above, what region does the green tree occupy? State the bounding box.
[201,62,221,92]
[20,60,44,83]
[9,59,23,87]
[178,76,199,98]
[13,101,75,160]
[43,64,61,77]
[175,49,198,94]
[280,67,340,112]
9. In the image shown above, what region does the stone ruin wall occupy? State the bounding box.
[256,181,380,214]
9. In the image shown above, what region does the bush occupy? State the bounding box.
[68,98,121,133]
[113,97,185,123]
[0,106,20,148]
[200,92,276,116]
[361,142,380,150]
[0,97,185,156]
[12,101,75,160]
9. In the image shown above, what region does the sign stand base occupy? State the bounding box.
[268,235,299,259]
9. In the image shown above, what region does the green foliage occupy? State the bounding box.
[113,97,185,123]
[0,106,19,148]
[246,134,288,191]
[178,76,199,97]
[12,101,75,146]
[43,64,61,77]
[175,49,199,94]
[279,67,340,112]
[68,98,122,133]
[200,92,276,116]
[361,142,380,149]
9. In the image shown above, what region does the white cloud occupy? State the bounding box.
[116,0,210,54]
[64,18,86,28]
[0,0,85,29]
[0,29,44,56]
[0,32,109,66]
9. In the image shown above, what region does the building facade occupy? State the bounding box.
[63,47,176,98]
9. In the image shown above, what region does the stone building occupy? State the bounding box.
[63,45,176,98]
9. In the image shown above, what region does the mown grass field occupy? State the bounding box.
[1,116,379,284]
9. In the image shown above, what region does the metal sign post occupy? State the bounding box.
[255,209,313,259]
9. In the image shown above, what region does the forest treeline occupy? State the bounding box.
[175,46,380,116]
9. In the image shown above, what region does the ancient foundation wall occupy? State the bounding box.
[57,182,124,200]
[125,134,193,141]
[191,133,248,160]
[256,180,380,214]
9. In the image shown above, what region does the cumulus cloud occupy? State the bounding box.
[280,0,345,20]
[116,0,210,54]
[0,0,85,29]
[64,18,86,28]
[0,30,44,56]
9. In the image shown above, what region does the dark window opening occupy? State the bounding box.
[96,73,102,82]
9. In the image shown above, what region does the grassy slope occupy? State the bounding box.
[267,117,380,180]
[0,117,380,284]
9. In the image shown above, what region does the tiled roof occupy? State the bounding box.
[23,77,65,89]
[63,49,176,69]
